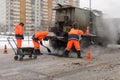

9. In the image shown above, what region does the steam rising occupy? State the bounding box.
[96,16,120,44]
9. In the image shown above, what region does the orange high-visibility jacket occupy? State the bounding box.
[68,28,83,40]
[14,24,24,35]
[34,31,48,41]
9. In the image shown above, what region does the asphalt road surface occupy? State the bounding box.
[0,45,120,80]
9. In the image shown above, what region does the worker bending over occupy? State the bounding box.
[14,22,24,48]
[32,31,49,55]
[63,27,84,58]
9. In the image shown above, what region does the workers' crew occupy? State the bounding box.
[14,22,24,48]
[32,31,49,55]
[63,27,84,58]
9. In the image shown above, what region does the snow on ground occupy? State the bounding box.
[0,35,49,49]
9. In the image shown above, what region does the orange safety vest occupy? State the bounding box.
[68,28,83,40]
[14,24,24,35]
[33,31,49,41]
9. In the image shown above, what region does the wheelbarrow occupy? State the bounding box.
[7,37,37,61]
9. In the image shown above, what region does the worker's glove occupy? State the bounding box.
[81,35,83,38]
[81,34,86,38]
[21,35,24,39]
[40,41,43,45]
[43,37,48,41]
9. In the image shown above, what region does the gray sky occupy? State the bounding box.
[80,0,120,18]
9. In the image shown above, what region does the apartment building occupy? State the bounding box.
[0,0,41,34]
[0,0,79,34]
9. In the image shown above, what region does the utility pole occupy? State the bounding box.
[89,0,92,28]
[48,0,53,31]
[89,0,91,11]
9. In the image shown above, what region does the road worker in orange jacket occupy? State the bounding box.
[32,31,49,55]
[63,27,84,58]
[14,22,24,48]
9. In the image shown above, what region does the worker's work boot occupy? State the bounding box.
[37,49,43,55]
[33,49,37,55]
[33,49,41,55]
[63,50,69,57]
[35,49,43,55]
[77,50,82,58]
